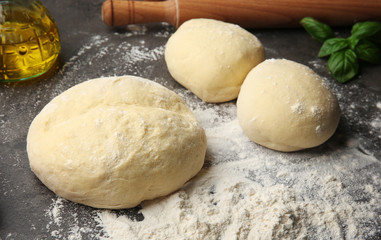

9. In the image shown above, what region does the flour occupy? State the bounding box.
[308,59,326,71]
[22,27,381,239]
[45,197,102,240]
[370,117,381,129]
[97,169,308,240]
[291,101,305,114]
[93,102,381,240]
[46,197,64,227]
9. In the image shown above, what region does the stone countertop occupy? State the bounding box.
[1,0,381,239]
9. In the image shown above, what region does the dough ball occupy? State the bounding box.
[27,76,207,209]
[237,59,341,152]
[165,18,265,103]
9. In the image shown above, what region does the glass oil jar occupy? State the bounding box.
[0,0,61,82]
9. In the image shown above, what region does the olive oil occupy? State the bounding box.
[0,0,61,82]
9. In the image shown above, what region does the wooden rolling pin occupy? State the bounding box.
[102,0,381,28]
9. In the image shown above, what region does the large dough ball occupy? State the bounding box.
[165,18,265,103]
[237,59,341,152]
[27,76,207,209]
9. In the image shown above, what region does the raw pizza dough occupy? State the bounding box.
[27,76,207,209]
[165,18,265,103]
[237,59,341,152]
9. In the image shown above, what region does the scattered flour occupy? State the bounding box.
[93,103,381,240]
[308,59,326,71]
[291,101,305,114]
[97,169,308,240]
[46,197,64,227]
[377,101,381,110]
[371,118,381,129]
[41,30,381,240]
[45,197,102,240]
[3,24,381,239]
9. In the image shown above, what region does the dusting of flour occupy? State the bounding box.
[93,102,381,240]
[37,27,381,240]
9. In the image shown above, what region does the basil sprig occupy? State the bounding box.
[300,17,381,83]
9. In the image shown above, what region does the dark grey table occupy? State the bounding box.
[1,0,381,239]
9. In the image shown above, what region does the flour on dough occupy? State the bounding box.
[237,59,341,152]
[27,76,207,209]
[165,18,265,103]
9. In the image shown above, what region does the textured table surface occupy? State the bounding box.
[1,0,381,239]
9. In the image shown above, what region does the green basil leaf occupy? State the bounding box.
[351,21,381,39]
[300,17,335,43]
[355,39,381,64]
[348,36,360,50]
[318,38,349,57]
[328,49,359,83]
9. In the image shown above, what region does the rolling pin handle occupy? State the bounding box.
[102,0,177,27]
[102,0,381,28]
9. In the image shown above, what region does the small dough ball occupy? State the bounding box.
[237,59,341,152]
[165,18,265,103]
[27,76,207,209]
